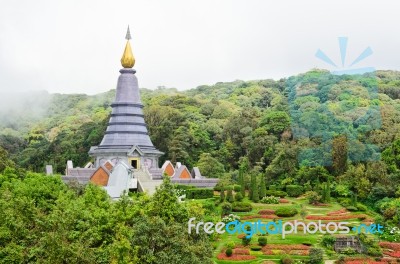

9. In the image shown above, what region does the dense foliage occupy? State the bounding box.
[0,162,212,264]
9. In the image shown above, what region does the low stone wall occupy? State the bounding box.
[171,178,219,188]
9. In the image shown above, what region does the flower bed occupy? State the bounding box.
[216,253,256,260]
[288,250,309,256]
[385,251,400,258]
[262,244,310,256]
[263,244,310,250]
[306,214,367,220]
[258,209,276,215]
[379,242,400,250]
[280,198,290,203]
[327,208,348,216]
[241,214,278,220]
[233,248,250,255]
[344,257,397,264]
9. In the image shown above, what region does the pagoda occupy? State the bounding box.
[89,26,163,170]
[62,27,218,196]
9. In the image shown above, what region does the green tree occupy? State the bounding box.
[239,168,246,197]
[220,187,225,203]
[226,187,234,203]
[260,111,290,135]
[251,174,260,202]
[196,153,225,178]
[259,174,266,198]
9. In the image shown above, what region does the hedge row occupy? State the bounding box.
[232,202,252,212]
[265,190,287,198]
[186,188,214,199]
[285,185,304,197]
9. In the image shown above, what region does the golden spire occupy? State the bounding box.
[120,26,135,68]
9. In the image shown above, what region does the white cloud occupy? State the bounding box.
[0,0,399,94]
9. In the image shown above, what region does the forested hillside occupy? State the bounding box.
[1,69,400,203]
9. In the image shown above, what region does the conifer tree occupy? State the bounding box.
[259,174,266,199]
[252,175,260,202]
[325,177,331,203]
[239,169,246,197]
[220,187,225,203]
[249,174,254,199]
[227,187,234,203]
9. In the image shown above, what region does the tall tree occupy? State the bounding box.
[251,174,260,202]
[239,168,246,197]
[259,174,266,199]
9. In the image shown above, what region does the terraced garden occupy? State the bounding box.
[198,196,399,264]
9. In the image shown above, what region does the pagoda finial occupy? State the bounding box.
[121,25,135,68]
[125,25,132,40]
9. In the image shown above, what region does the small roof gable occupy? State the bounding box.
[172,165,192,179]
[161,160,175,177]
[191,167,203,179]
[127,145,144,156]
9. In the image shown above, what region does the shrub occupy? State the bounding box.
[225,241,235,249]
[346,206,358,212]
[260,196,280,204]
[225,247,233,257]
[281,255,294,264]
[275,207,298,217]
[202,200,216,213]
[309,248,324,264]
[186,188,214,199]
[174,184,194,191]
[227,189,234,203]
[221,202,232,215]
[338,198,351,207]
[258,236,267,246]
[250,245,262,251]
[232,202,252,212]
[221,214,240,224]
[367,247,382,257]
[233,184,241,192]
[321,235,336,249]
[286,185,304,197]
[242,236,251,246]
[356,203,368,212]
[234,192,243,201]
[265,190,287,198]
[220,188,225,203]
[340,247,356,255]
[269,185,278,190]
[214,184,223,191]
[305,191,322,205]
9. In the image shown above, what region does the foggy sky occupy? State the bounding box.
[0,0,399,95]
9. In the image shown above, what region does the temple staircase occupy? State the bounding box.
[135,169,163,195]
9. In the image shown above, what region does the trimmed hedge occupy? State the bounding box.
[186,188,214,199]
[275,207,298,217]
[234,192,243,201]
[258,236,267,246]
[250,246,262,251]
[233,184,242,192]
[265,190,287,198]
[285,185,304,197]
[175,184,194,190]
[232,201,252,212]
